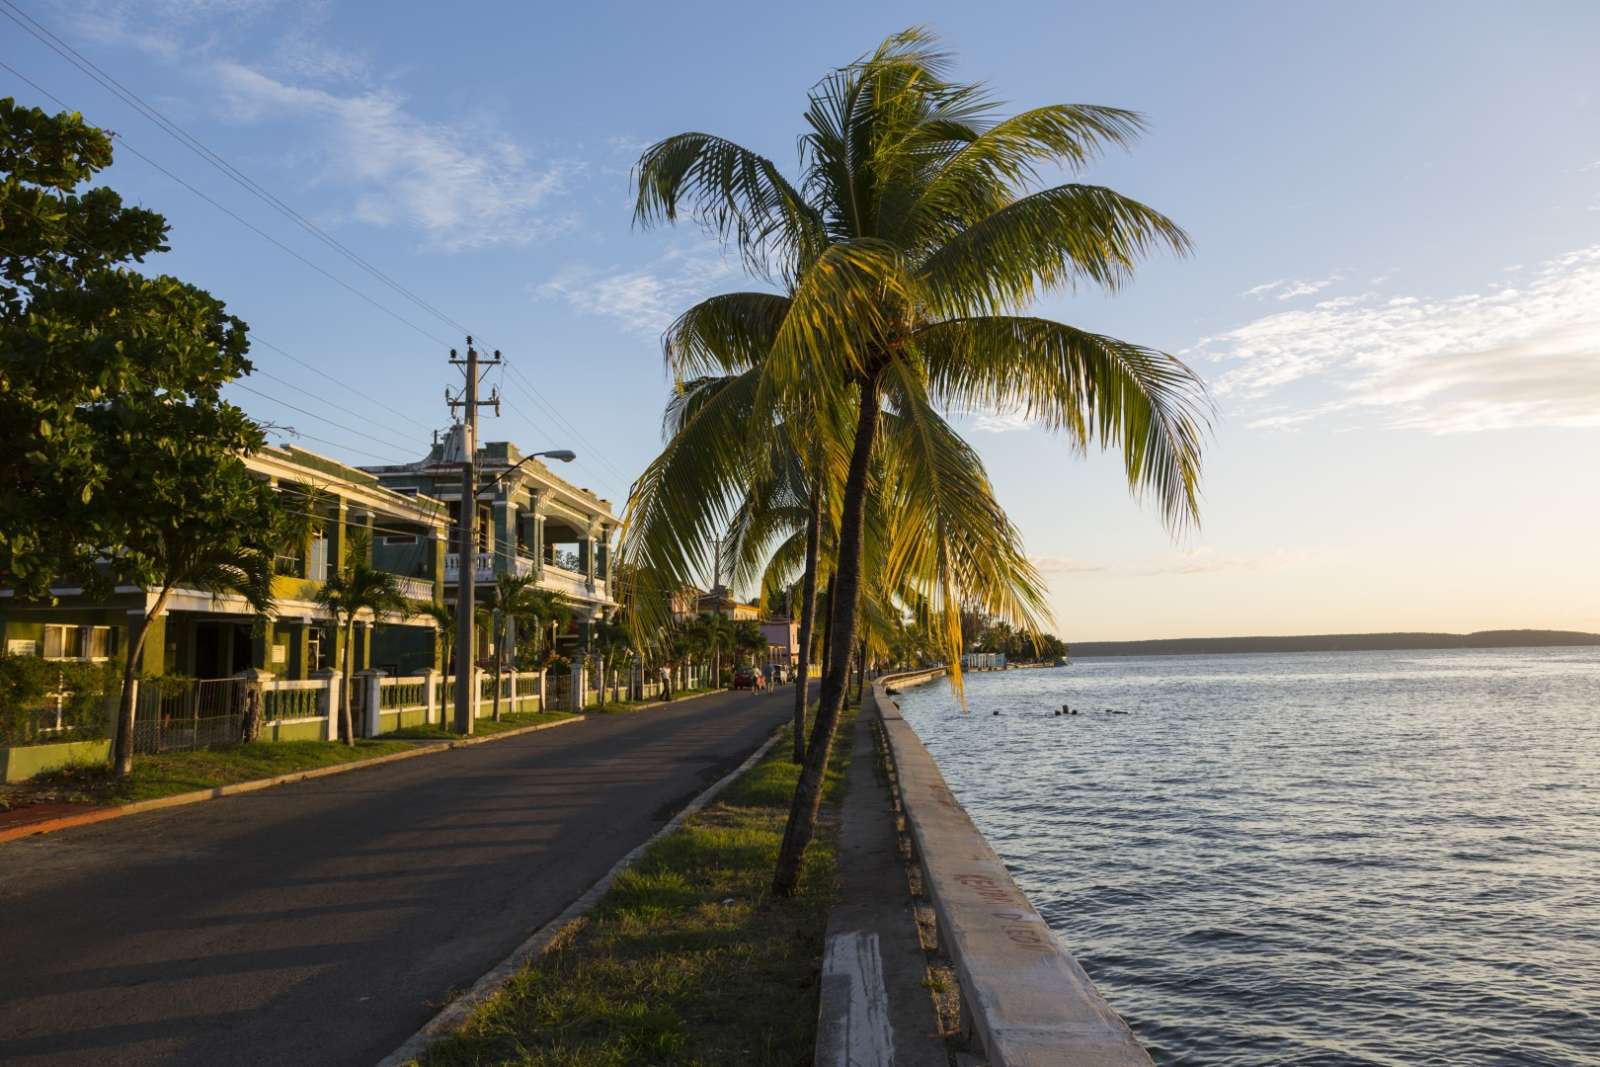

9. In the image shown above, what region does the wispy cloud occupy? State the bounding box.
[1193,246,1600,432]
[538,251,738,336]
[1241,274,1345,301]
[1030,555,1105,575]
[51,0,572,251]
[213,64,573,251]
[971,411,1033,433]
[1133,546,1322,576]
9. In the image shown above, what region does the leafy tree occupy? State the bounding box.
[1,98,261,598]
[315,538,409,745]
[631,31,1208,894]
[734,618,767,667]
[1,98,283,775]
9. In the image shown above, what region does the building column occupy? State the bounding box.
[430,530,447,605]
[330,498,350,575]
[585,521,600,592]
[493,499,515,576]
[528,491,545,581]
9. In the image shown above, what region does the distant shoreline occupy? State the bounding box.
[1066,629,1600,658]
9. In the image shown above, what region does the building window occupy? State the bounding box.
[308,627,331,671]
[42,624,117,661]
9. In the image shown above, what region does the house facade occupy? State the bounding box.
[361,427,620,661]
[0,445,450,681]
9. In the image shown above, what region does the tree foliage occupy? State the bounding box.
[1,98,268,601]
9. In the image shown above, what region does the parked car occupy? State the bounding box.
[732,665,764,690]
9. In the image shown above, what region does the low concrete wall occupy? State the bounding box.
[874,669,1152,1066]
[0,739,114,783]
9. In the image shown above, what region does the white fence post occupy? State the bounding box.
[311,669,340,741]
[506,668,519,713]
[423,668,441,724]
[571,656,587,712]
[471,666,485,721]
[358,670,384,738]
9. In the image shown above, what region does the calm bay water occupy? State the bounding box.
[895,647,1600,1065]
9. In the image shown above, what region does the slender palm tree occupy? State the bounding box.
[418,600,455,675]
[316,553,409,746]
[633,29,1209,894]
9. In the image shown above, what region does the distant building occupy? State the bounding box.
[761,617,801,668]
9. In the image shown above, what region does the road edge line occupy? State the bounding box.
[374,724,786,1067]
[0,716,587,845]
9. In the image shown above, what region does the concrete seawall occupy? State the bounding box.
[874,668,1152,1066]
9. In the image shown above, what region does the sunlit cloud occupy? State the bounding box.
[1193,246,1600,432]
[213,64,574,251]
[1030,555,1105,575]
[1241,274,1344,301]
[1133,546,1323,576]
[537,251,738,336]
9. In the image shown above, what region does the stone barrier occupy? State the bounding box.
[875,669,1152,1067]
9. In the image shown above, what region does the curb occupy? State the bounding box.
[0,715,586,846]
[375,724,786,1067]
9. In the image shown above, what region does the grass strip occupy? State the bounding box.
[3,739,419,808]
[387,711,576,740]
[419,712,855,1067]
[591,686,724,714]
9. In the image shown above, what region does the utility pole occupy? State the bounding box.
[447,336,500,734]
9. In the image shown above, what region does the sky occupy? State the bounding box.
[4,0,1599,641]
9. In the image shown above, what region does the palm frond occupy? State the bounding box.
[916,316,1210,530]
[920,184,1191,315]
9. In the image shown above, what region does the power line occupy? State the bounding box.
[0,57,452,347]
[0,46,640,498]
[0,0,472,339]
[247,370,421,454]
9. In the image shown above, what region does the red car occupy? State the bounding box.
[732,665,765,690]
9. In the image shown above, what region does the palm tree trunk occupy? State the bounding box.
[341,619,356,746]
[113,584,175,777]
[791,483,822,763]
[819,573,836,690]
[772,374,881,896]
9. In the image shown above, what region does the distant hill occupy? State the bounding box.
[1067,630,1600,658]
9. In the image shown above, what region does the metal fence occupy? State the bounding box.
[133,677,251,754]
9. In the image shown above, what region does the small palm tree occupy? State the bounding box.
[112,538,274,776]
[418,600,455,675]
[316,554,409,746]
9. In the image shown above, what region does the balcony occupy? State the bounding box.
[390,574,435,601]
[444,552,494,584]
[443,553,534,584]
[539,563,589,598]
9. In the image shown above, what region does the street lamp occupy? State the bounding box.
[453,448,576,735]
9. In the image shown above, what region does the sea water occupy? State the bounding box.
[895,647,1600,1065]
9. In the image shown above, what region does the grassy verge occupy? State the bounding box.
[386,710,576,741]
[2,739,419,809]
[419,712,855,1067]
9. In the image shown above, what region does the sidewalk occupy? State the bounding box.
[816,706,949,1067]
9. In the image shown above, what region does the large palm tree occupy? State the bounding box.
[316,554,409,746]
[633,30,1209,894]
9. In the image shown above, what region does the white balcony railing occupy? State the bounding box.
[392,575,434,601]
[540,563,589,598]
[443,552,494,583]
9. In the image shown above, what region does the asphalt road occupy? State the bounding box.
[0,686,801,1066]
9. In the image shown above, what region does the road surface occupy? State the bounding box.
[0,686,801,1066]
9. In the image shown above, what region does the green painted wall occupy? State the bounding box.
[0,739,113,783]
